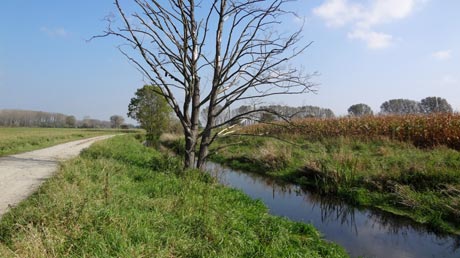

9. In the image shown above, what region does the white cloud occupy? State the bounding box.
[313,0,426,49]
[313,0,363,28]
[348,30,393,49]
[432,50,452,60]
[40,27,69,38]
[359,0,416,28]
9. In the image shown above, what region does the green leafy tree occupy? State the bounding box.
[128,85,171,146]
[420,96,453,113]
[348,103,373,117]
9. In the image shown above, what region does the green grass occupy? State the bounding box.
[204,135,460,235]
[0,127,139,157]
[0,135,347,257]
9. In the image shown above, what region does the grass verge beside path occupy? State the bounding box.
[198,136,460,235]
[0,135,347,257]
[0,127,138,157]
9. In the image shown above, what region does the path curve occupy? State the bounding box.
[0,135,115,217]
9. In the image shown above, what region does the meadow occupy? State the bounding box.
[0,135,347,257]
[204,114,460,234]
[0,127,137,157]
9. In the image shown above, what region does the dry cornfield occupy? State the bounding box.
[241,113,460,150]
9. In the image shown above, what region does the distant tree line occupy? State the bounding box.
[348,96,453,117]
[258,105,335,120]
[199,97,452,127]
[0,109,133,128]
[380,97,453,115]
[200,104,335,126]
[79,116,112,128]
[0,109,72,127]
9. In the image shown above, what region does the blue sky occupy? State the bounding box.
[1,0,459,122]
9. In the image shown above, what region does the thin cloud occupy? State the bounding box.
[348,30,393,49]
[432,50,452,60]
[313,0,427,49]
[440,75,457,85]
[40,27,69,38]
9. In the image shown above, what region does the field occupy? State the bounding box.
[243,113,460,149]
[204,114,460,234]
[0,135,346,257]
[0,127,138,157]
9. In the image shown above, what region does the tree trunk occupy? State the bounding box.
[105,0,314,171]
[184,132,196,169]
[184,80,200,170]
[196,129,211,170]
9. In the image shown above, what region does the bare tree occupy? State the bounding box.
[97,0,314,169]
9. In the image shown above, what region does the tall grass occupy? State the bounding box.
[0,135,347,257]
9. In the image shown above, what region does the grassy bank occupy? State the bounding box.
[0,127,137,157]
[0,135,347,257]
[204,135,460,235]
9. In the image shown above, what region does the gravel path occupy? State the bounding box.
[0,135,115,217]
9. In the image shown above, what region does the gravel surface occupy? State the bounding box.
[0,135,115,217]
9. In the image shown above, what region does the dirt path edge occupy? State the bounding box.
[0,135,115,217]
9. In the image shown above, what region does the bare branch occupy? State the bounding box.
[96,0,315,169]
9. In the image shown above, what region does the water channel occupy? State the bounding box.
[205,162,460,258]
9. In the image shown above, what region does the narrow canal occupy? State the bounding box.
[206,162,460,258]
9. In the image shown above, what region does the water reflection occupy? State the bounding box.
[206,162,460,258]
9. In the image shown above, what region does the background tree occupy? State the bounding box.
[110,115,125,128]
[380,99,421,115]
[0,109,68,127]
[128,85,171,146]
[100,0,314,169]
[420,96,453,114]
[80,116,93,128]
[286,105,334,119]
[200,105,226,127]
[260,112,276,123]
[65,116,77,128]
[348,103,373,117]
[0,110,116,129]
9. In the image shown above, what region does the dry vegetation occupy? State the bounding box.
[242,113,460,149]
